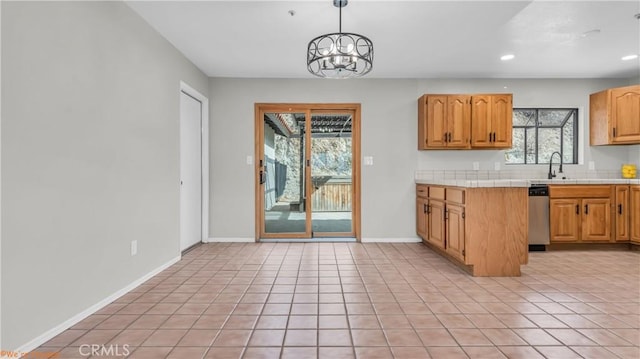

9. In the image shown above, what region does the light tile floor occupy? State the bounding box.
[36,243,639,358]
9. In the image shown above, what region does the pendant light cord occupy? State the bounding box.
[339,4,342,34]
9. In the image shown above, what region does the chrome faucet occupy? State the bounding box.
[548,151,563,179]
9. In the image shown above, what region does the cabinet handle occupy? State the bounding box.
[576,205,580,215]
[613,127,617,138]
[444,209,449,220]
[423,203,427,214]
[618,204,623,215]
[584,204,589,214]
[493,132,496,142]
[489,133,492,142]
[427,204,431,214]
[443,133,448,143]
[448,132,452,142]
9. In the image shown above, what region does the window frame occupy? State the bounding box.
[507,108,578,165]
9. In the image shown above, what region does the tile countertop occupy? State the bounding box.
[415,178,640,188]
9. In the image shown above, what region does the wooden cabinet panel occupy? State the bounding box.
[417,184,429,199]
[471,94,513,148]
[582,198,611,241]
[491,95,513,148]
[615,185,630,241]
[446,188,465,204]
[631,186,640,244]
[447,95,471,148]
[445,204,465,262]
[549,185,611,198]
[590,85,640,145]
[428,200,446,249]
[611,86,640,143]
[550,199,580,242]
[426,95,447,148]
[471,96,491,147]
[416,197,428,240]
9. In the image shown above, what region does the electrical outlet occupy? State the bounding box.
[473,162,480,171]
[588,161,595,170]
[494,162,501,171]
[364,156,374,166]
[131,240,138,256]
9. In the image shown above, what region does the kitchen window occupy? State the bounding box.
[505,108,578,165]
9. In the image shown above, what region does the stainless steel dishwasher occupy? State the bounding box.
[528,184,550,251]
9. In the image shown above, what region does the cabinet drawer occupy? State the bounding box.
[446,188,465,204]
[429,186,445,200]
[549,185,611,198]
[417,185,429,198]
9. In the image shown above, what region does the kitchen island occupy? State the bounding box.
[416,177,640,277]
[416,180,529,277]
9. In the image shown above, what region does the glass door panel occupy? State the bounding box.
[262,112,309,235]
[310,112,354,236]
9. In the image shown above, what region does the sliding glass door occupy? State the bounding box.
[255,104,360,240]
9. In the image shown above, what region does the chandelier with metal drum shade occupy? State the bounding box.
[307,0,373,78]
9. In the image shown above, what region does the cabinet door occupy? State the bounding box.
[426,96,448,148]
[582,198,611,242]
[416,197,429,240]
[470,95,491,147]
[611,86,640,144]
[631,186,640,244]
[550,199,580,242]
[491,94,513,148]
[445,204,465,262]
[447,95,471,148]
[615,186,630,241]
[428,200,446,249]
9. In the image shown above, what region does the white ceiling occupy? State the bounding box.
[126,0,640,79]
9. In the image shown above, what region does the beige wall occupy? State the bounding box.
[208,77,630,241]
[1,1,207,349]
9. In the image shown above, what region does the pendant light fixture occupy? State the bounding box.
[307,0,373,78]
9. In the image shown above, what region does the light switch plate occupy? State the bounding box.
[246,155,253,165]
[131,240,138,256]
[364,156,374,166]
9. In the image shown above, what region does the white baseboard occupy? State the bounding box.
[206,237,255,243]
[13,255,181,354]
[361,237,422,243]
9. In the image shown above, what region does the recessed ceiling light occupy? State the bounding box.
[500,54,515,61]
[622,54,638,61]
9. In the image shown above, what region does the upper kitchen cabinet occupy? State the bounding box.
[418,95,471,149]
[418,93,513,150]
[590,84,640,145]
[471,94,513,148]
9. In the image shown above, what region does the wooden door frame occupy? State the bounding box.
[254,103,361,242]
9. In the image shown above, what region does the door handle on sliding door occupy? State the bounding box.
[260,170,266,184]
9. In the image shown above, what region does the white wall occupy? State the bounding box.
[1,1,207,350]
[209,78,630,241]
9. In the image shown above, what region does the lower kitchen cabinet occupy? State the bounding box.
[445,203,465,262]
[416,185,527,276]
[549,199,581,242]
[416,196,428,240]
[549,185,612,243]
[427,199,446,250]
[632,186,640,244]
[615,185,630,241]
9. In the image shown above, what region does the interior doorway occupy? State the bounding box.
[179,83,209,251]
[255,104,361,241]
